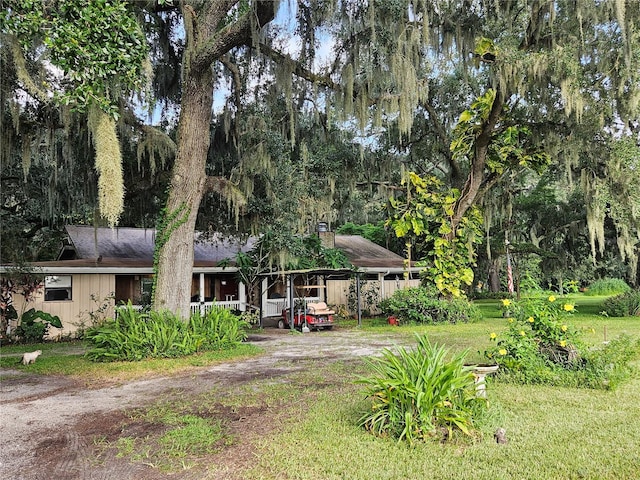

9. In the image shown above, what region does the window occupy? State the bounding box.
[44,275,72,301]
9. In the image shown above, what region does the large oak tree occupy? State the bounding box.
[3,1,639,315]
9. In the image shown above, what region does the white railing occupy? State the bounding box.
[189,300,243,316]
[263,296,321,318]
[117,298,321,319]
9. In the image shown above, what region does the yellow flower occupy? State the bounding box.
[561,325,568,332]
[519,330,526,336]
[490,332,497,340]
[563,304,575,312]
[501,299,512,307]
[548,295,556,302]
[508,317,514,323]
[527,316,535,323]
[499,348,507,356]
[559,340,567,347]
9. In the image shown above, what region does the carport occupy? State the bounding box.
[257,268,367,329]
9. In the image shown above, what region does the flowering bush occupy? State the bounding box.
[485,296,640,389]
[486,296,582,374]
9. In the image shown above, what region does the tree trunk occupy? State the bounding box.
[153,70,214,318]
[451,89,505,230]
[149,1,277,318]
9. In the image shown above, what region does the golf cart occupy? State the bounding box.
[279,301,335,331]
[278,285,335,331]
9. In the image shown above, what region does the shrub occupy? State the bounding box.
[357,334,484,443]
[85,303,247,362]
[601,290,640,317]
[584,278,631,296]
[14,308,63,343]
[577,334,640,389]
[378,287,481,324]
[485,296,640,389]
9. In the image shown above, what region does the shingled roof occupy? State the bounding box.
[52,226,407,271]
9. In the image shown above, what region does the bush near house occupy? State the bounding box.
[85,303,247,362]
[378,286,481,324]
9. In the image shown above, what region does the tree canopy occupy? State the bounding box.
[2,0,639,313]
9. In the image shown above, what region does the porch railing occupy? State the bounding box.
[263,296,320,318]
[117,297,321,320]
[190,300,243,317]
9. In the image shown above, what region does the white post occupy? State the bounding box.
[239,281,246,312]
[199,273,205,316]
[261,277,269,313]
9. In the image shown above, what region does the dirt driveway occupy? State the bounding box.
[0,328,408,480]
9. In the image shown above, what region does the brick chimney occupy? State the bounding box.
[317,222,335,248]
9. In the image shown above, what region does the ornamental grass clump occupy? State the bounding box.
[584,277,631,296]
[86,302,247,362]
[485,296,640,389]
[601,290,640,317]
[357,334,485,444]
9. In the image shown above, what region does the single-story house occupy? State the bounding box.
[2,225,420,337]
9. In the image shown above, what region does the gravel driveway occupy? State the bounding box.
[0,328,409,480]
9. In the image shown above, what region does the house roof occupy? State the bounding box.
[61,225,255,267]
[4,225,412,274]
[334,235,407,269]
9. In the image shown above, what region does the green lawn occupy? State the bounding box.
[2,294,639,478]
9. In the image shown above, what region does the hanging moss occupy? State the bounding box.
[136,125,176,176]
[88,105,124,227]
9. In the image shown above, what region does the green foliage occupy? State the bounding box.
[1,0,149,118]
[13,308,63,343]
[346,278,380,316]
[387,172,483,297]
[85,303,247,362]
[73,292,116,339]
[336,222,389,248]
[378,287,481,324]
[450,89,550,175]
[576,334,640,390]
[357,334,484,443]
[584,278,631,296]
[236,229,352,274]
[486,296,581,368]
[485,296,639,389]
[601,290,640,317]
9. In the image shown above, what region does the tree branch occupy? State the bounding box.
[192,1,277,73]
[256,42,340,91]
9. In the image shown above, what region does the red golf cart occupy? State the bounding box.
[278,301,335,331]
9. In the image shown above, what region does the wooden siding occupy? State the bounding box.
[324,278,420,313]
[11,274,115,338]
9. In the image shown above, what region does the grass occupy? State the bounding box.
[2,293,640,478]
[0,341,262,386]
[240,376,640,480]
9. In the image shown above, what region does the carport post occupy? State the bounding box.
[356,272,362,327]
[288,273,295,329]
